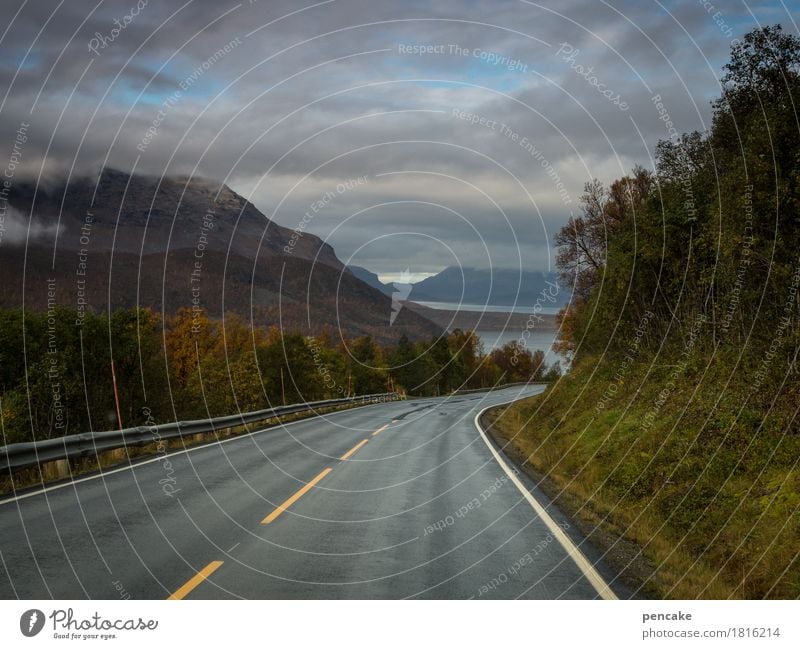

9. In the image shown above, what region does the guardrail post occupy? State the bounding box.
[50,459,70,480]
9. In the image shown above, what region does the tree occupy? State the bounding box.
[552,24,800,362]
[307,331,348,398]
[388,335,415,393]
[428,335,456,394]
[165,307,216,388]
[542,360,562,382]
[554,178,614,302]
[491,342,545,382]
[447,329,483,389]
[349,336,386,394]
[717,25,800,115]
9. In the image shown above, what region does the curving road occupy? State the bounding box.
[0,386,625,599]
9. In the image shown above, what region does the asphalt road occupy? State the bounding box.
[0,386,624,599]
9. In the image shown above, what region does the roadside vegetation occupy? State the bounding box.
[490,26,800,598]
[0,306,557,446]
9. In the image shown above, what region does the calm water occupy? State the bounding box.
[415,299,564,366]
[476,329,561,366]
[413,300,562,315]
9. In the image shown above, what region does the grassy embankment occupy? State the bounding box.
[487,350,800,599]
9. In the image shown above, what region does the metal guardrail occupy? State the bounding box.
[452,381,549,395]
[0,393,400,473]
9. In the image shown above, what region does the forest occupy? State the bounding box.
[492,26,800,598]
[0,305,558,445]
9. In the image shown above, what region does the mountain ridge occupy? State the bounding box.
[409,266,568,307]
[0,169,442,343]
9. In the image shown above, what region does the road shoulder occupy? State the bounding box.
[480,401,660,599]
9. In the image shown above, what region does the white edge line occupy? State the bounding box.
[0,401,391,507]
[474,393,618,601]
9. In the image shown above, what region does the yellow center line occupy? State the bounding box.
[340,438,369,460]
[262,467,332,524]
[167,560,224,600]
[261,432,377,527]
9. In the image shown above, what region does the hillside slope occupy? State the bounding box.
[1,169,441,342]
[410,266,568,306]
[488,352,799,598]
[488,26,800,599]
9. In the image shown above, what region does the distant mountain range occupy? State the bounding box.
[346,265,393,296]
[342,265,569,309]
[1,169,441,342]
[408,266,568,307]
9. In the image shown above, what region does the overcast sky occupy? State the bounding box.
[1,0,795,280]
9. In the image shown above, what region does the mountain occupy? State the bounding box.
[409,266,569,307]
[0,169,441,342]
[346,265,393,296]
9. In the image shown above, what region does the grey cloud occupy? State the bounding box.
[0,0,793,273]
[0,205,61,246]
